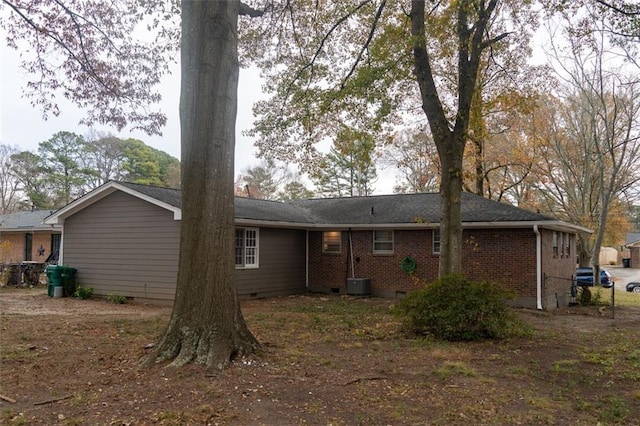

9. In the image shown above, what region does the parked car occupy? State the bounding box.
[575,267,613,288]
[626,282,640,293]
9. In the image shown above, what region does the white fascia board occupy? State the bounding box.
[234,220,591,233]
[44,181,181,225]
[44,184,118,225]
[233,219,312,229]
[115,184,181,220]
[266,221,592,233]
[1,226,61,232]
[458,221,592,234]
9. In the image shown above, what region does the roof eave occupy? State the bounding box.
[44,181,181,225]
[626,239,640,248]
[234,220,592,233]
[0,226,61,232]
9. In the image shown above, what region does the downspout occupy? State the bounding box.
[534,225,542,310]
[58,226,65,265]
[348,228,355,278]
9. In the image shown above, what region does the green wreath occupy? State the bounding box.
[401,256,417,274]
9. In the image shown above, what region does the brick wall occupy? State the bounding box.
[538,229,577,308]
[308,227,577,309]
[0,231,59,264]
[631,247,640,269]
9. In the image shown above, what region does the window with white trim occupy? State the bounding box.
[322,231,341,253]
[235,228,259,268]
[552,232,558,258]
[565,233,571,257]
[373,230,394,253]
[433,229,441,254]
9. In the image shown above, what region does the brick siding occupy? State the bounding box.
[0,232,59,264]
[308,227,577,309]
[631,247,640,269]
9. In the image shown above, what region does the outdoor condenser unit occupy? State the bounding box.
[347,278,371,296]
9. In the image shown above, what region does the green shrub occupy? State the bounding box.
[394,274,519,341]
[107,294,128,304]
[577,286,608,306]
[74,285,93,300]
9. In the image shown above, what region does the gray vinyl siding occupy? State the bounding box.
[63,191,306,303]
[236,227,307,298]
[63,191,180,303]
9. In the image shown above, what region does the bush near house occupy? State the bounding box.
[394,274,521,341]
[74,285,93,299]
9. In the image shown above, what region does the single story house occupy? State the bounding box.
[625,233,640,268]
[44,181,590,309]
[0,210,62,285]
[0,210,61,264]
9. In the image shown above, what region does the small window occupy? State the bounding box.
[565,233,571,256]
[373,230,394,253]
[559,232,565,257]
[235,228,259,268]
[51,233,61,255]
[552,232,558,258]
[432,229,441,254]
[24,233,32,261]
[323,231,341,253]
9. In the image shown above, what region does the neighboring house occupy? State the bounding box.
[0,210,62,264]
[44,181,590,309]
[625,233,640,268]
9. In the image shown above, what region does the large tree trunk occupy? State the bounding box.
[438,138,465,275]
[143,0,259,374]
[411,0,496,275]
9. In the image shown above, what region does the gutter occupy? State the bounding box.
[534,225,542,310]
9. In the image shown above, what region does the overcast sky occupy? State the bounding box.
[0,39,269,179]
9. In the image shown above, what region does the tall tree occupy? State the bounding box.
[246,1,524,275]
[82,132,129,188]
[80,134,181,189]
[3,0,260,371]
[313,132,377,197]
[11,150,53,209]
[39,131,95,205]
[0,144,22,213]
[380,130,440,194]
[411,0,511,274]
[277,180,314,201]
[536,84,640,267]
[235,159,291,200]
[0,0,178,134]
[143,1,260,372]
[558,13,639,274]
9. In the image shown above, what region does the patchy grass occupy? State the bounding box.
[614,290,640,307]
[1,291,640,424]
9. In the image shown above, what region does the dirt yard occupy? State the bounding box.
[1,287,640,425]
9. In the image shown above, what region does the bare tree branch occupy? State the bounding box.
[239,2,265,17]
[340,0,387,90]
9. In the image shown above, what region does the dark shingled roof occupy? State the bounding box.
[291,192,553,225]
[118,181,312,224]
[0,210,58,230]
[116,182,553,226]
[235,197,313,224]
[626,233,640,245]
[119,181,182,208]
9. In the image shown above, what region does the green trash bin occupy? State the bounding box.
[46,265,63,297]
[59,266,77,297]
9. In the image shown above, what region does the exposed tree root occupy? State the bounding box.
[141,320,260,375]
